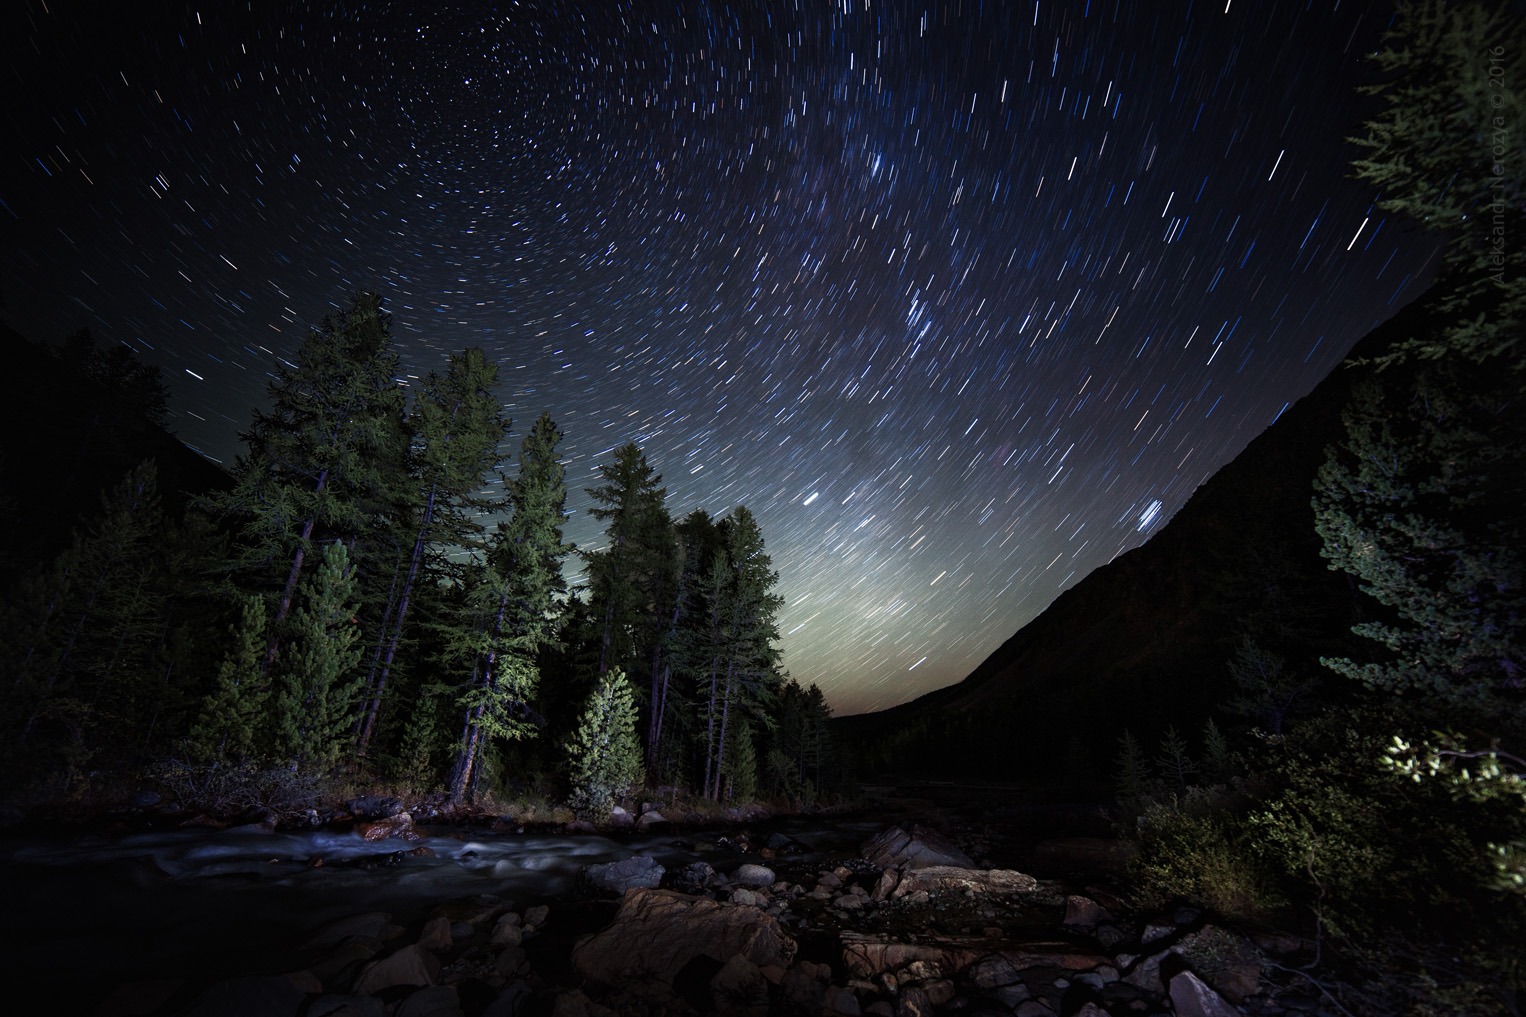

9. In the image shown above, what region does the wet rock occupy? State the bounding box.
[523,905,550,930]
[572,888,796,988]
[861,824,975,870]
[732,863,776,887]
[824,983,863,1015]
[710,952,771,1015]
[966,954,1022,989]
[1173,924,1263,1004]
[490,914,524,948]
[582,855,665,894]
[418,915,453,951]
[357,813,424,842]
[1062,895,1115,927]
[346,796,405,819]
[730,888,760,907]
[890,865,1037,898]
[353,943,440,995]
[607,806,635,828]
[1170,969,1240,1017]
[635,809,669,830]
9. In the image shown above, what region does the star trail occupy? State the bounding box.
[2,1,1436,715]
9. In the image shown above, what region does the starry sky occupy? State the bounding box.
[2,1,1438,716]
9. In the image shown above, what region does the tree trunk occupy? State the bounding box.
[358,482,437,751]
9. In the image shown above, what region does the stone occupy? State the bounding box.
[549,989,616,1017]
[923,979,956,1006]
[347,796,405,819]
[1121,951,1164,995]
[732,863,776,886]
[817,871,844,888]
[572,888,796,988]
[306,937,385,991]
[894,986,933,1017]
[635,809,669,829]
[1072,1005,1108,1017]
[356,813,424,842]
[824,984,863,1015]
[490,915,524,948]
[495,946,529,978]
[418,915,453,951]
[996,983,1032,1007]
[1141,922,1175,945]
[181,975,306,1017]
[1013,1002,1056,1017]
[1062,895,1115,927]
[730,888,759,907]
[1173,924,1264,1004]
[128,789,163,809]
[966,954,1022,988]
[481,981,531,1017]
[870,868,900,901]
[780,961,830,1009]
[395,985,465,1017]
[607,806,635,827]
[861,824,975,869]
[1170,970,1240,1017]
[353,943,439,995]
[710,952,771,1015]
[582,854,665,894]
[301,912,396,951]
[890,865,1037,898]
[523,905,550,930]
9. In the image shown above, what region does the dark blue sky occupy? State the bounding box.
[2,1,1436,715]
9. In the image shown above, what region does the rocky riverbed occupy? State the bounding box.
[18,786,1336,1017]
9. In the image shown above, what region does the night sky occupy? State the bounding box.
[2,1,1437,716]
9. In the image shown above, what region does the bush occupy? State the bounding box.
[1129,790,1279,920]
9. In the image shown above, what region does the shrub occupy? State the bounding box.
[1129,791,1279,920]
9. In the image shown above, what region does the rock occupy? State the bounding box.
[1062,895,1115,927]
[128,789,163,809]
[1141,922,1176,945]
[870,868,900,901]
[890,866,1037,898]
[353,943,439,995]
[418,915,453,951]
[523,905,550,930]
[308,995,386,1017]
[730,888,759,907]
[966,954,1022,989]
[710,952,771,1015]
[347,796,405,819]
[732,863,776,887]
[1170,969,1241,1017]
[1121,951,1164,995]
[481,981,531,1017]
[817,871,843,889]
[356,814,425,842]
[635,809,669,829]
[396,985,465,1017]
[582,855,666,894]
[923,979,956,1006]
[1013,1002,1056,1017]
[495,946,528,978]
[181,975,305,1017]
[824,983,863,1015]
[780,962,828,1010]
[894,986,933,1017]
[607,806,635,828]
[549,989,616,1017]
[996,983,1032,1006]
[861,824,975,869]
[1072,1005,1108,1017]
[572,888,796,988]
[301,912,397,952]
[1173,924,1264,1004]
[842,934,1111,981]
[307,937,385,991]
[490,915,524,948]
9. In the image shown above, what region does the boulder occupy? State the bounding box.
[523,905,550,930]
[308,996,386,1017]
[731,863,776,887]
[861,824,974,869]
[481,981,531,1017]
[301,912,397,952]
[581,855,666,894]
[1062,895,1115,927]
[894,986,933,1017]
[418,915,452,951]
[890,866,1037,898]
[710,952,771,1015]
[1170,970,1241,1017]
[395,985,465,1017]
[356,813,425,842]
[635,809,669,829]
[490,914,524,948]
[869,868,900,901]
[824,983,863,1016]
[607,806,635,828]
[841,934,1110,981]
[346,796,405,819]
[1173,925,1263,1004]
[572,888,796,988]
[353,943,439,995]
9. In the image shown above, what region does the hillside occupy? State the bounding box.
[835,294,1438,780]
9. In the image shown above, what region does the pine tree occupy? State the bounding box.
[1155,726,1199,794]
[1226,636,1318,735]
[582,442,671,680]
[721,715,758,801]
[448,414,571,801]
[187,595,269,763]
[565,667,644,818]
[209,291,406,644]
[1114,730,1152,804]
[273,541,364,770]
[357,347,510,750]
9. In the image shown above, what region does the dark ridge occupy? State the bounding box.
[835,291,1441,780]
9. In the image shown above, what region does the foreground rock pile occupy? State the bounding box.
[94,823,1324,1017]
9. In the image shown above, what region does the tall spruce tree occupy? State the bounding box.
[583,442,671,680]
[357,347,509,751]
[273,541,364,769]
[565,667,644,817]
[210,291,406,645]
[448,414,571,801]
[187,595,269,763]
